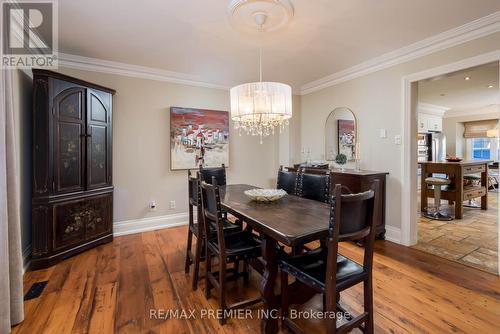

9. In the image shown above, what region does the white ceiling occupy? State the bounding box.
[58,0,500,90]
[418,62,499,114]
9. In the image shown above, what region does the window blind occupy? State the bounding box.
[463,119,499,138]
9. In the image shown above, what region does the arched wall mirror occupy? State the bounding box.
[325,107,357,161]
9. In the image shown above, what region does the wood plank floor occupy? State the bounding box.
[13,226,500,334]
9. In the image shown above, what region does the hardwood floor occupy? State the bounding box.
[415,191,498,274]
[14,226,500,334]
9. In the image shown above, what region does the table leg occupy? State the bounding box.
[421,164,427,212]
[260,236,279,334]
[481,166,488,210]
[456,168,463,219]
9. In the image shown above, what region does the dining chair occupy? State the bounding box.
[280,180,381,334]
[199,163,227,185]
[277,165,299,195]
[184,171,241,291]
[296,168,330,203]
[200,178,262,325]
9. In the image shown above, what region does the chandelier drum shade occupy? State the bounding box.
[228,2,293,143]
[230,81,292,141]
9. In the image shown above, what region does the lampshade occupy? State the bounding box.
[230,81,292,142]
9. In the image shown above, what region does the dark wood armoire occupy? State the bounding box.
[31,70,115,269]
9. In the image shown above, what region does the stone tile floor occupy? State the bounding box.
[414,192,498,274]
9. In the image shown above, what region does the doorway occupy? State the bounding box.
[401,51,500,275]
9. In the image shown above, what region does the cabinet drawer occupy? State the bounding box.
[463,187,486,200]
[53,194,112,251]
[462,165,485,174]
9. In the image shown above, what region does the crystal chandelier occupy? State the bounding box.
[230,13,292,144]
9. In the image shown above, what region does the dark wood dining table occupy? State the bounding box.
[219,184,330,334]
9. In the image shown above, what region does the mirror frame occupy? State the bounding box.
[325,107,358,161]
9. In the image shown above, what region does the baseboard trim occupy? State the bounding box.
[22,244,32,273]
[113,212,189,237]
[385,226,402,244]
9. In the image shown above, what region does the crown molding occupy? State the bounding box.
[300,11,500,95]
[443,104,500,118]
[418,102,449,117]
[58,53,231,91]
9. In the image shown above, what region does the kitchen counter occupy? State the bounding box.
[420,160,491,219]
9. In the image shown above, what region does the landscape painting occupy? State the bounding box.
[170,107,229,170]
[337,119,356,160]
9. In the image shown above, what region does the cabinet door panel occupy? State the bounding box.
[57,122,84,190]
[89,125,107,185]
[87,90,111,189]
[85,194,112,239]
[53,199,86,250]
[90,95,107,122]
[54,88,86,193]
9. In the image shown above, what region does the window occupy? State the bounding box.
[472,138,491,160]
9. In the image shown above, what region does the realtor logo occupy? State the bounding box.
[1,0,58,68]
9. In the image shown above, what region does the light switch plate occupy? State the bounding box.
[394,135,402,145]
[379,129,387,138]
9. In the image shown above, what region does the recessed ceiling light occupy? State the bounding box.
[488,85,494,88]
[464,76,471,80]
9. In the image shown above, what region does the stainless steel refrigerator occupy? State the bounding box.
[431,132,446,161]
[417,132,446,162]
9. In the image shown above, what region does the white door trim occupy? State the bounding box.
[401,50,500,275]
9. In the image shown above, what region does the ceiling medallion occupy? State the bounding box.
[229,7,293,143]
[227,0,294,33]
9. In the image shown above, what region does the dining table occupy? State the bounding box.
[219,184,331,334]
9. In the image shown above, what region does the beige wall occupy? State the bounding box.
[18,67,285,223]
[300,32,500,230]
[279,94,302,166]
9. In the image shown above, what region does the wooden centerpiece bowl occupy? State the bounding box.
[244,189,287,202]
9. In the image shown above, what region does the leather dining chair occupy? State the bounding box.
[296,168,330,203]
[277,165,299,195]
[200,178,262,325]
[280,180,381,334]
[199,163,227,185]
[184,171,240,291]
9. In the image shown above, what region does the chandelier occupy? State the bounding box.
[229,12,292,144]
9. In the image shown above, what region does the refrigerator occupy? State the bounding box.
[431,132,446,162]
[417,132,446,162]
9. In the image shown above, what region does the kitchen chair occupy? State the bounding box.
[488,164,499,192]
[277,165,299,195]
[463,175,481,208]
[184,171,241,291]
[423,177,452,221]
[280,181,381,334]
[200,178,263,325]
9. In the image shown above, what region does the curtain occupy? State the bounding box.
[0,69,24,333]
[463,119,499,138]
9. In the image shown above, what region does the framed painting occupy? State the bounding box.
[170,107,229,170]
[337,119,355,160]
